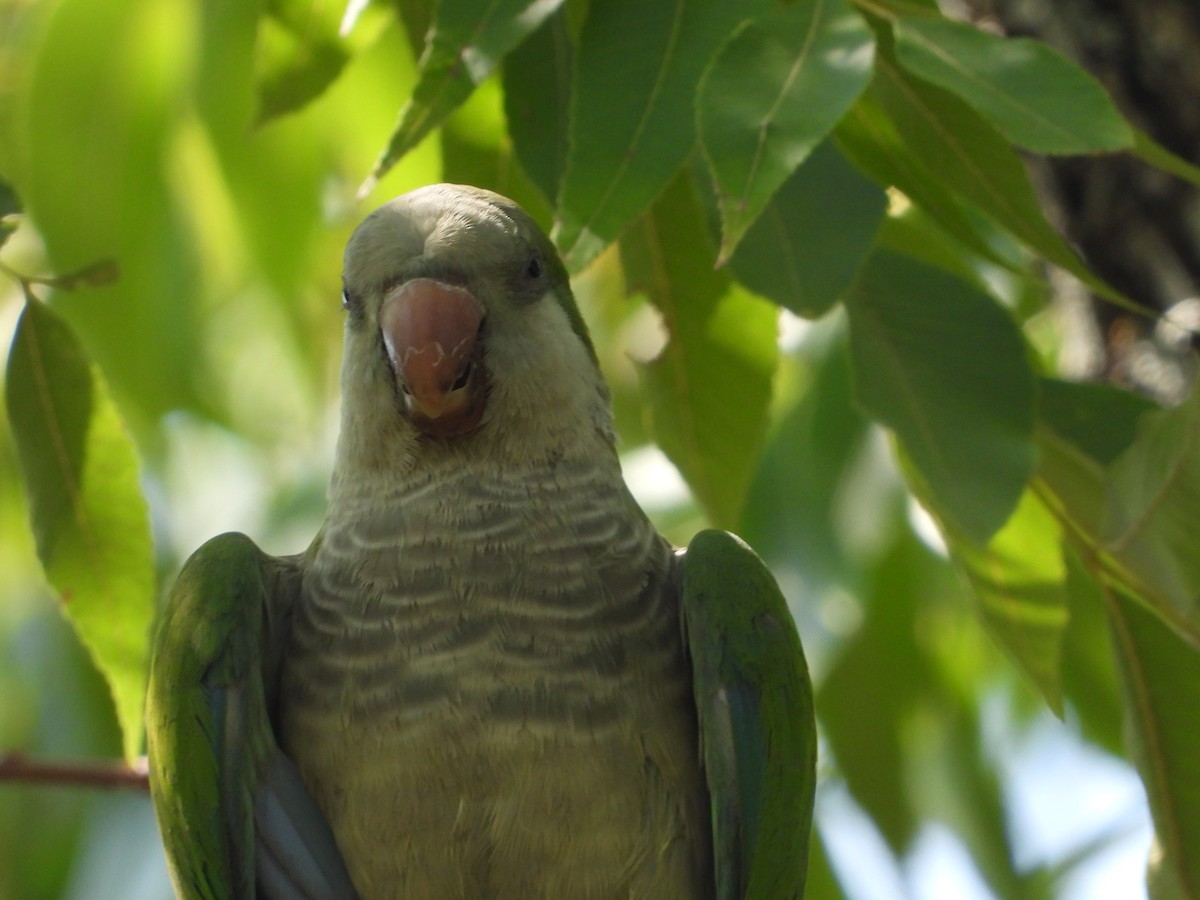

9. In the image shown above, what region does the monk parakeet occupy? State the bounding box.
[146,184,816,899]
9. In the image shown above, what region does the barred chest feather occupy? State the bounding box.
[278,455,713,899]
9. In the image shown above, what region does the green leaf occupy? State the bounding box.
[621,176,777,528]
[1038,377,1156,466]
[819,535,935,852]
[255,0,352,123]
[502,8,573,207]
[726,140,885,317]
[1133,128,1200,191]
[1102,379,1200,638]
[0,177,20,250]
[835,90,1014,269]
[893,14,1132,155]
[366,0,565,189]
[845,250,1036,543]
[950,489,1068,711]
[1107,588,1200,898]
[864,59,1145,316]
[5,299,154,763]
[697,0,875,261]
[554,0,768,272]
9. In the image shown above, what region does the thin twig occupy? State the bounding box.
[0,752,150,792]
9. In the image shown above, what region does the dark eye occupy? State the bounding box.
[524,253,543,280]
[341,288,352,310]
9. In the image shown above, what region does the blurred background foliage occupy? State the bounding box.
[1,0,1199,897]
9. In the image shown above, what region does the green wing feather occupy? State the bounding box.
[146,532,356,899]
[681,530,817,900]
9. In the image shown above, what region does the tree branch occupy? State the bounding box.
[0,752,150,792]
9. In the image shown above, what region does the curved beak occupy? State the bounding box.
[380,278,486,435]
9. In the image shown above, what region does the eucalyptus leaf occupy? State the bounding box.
[366,0,565,188]
[555,0,768,272]
[894,14,1132,154]
[845,250,1036,543]
[5,299,154,763]
[726,141,886,318]
[697,0,874,261]
[621,176,777,529]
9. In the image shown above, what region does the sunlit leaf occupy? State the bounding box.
[5,299,154,763]
[1107,588,1200,898]
[697,0,874,261]
[621,176,777,528]
[819,536,936,852]
[366,0,565,190]
[1102,379,1200,637]
[726,140,886,318]
[554,0,768,272]
[24,0,206,424]
[866,58,1145,316]
[845,250,1036,543]
[255,0,352,123]
[951,490,1068,711]
[893,14,1132,154]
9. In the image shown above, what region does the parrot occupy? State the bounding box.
[146,184,816,900]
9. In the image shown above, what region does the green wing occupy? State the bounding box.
[680,530,817,900]
[146,532,357,900]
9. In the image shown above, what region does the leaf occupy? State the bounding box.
[893,14,1132,155]
[1106,587,1200,898]
[365,0,565,190]
[5,299,155,763]
[621,175,777,529]
[697,0,875,261]
[725,140,886,318]
[255,0,352,123]
[502,7,573,207]
[950,489,1068,711]
[845,250,1036,543]
[0,177,20,250]
[1038,377,1156,466]
[1102,379,1200,637]
[863,58,1145,316]
[818,536,934,852]
[554,0,769,272]
[1133,128,1200,191]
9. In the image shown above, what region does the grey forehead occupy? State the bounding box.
[344,185,529,287]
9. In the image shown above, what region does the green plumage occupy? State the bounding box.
[146,185,816,899]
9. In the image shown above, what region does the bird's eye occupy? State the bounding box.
[341,288,352,310]
[524,253,543,280]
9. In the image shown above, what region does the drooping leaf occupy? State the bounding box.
[502,7,573,207]
[893,14,1132,154]
[365,0,565,190]
[845,250,1036,543]
[725,139,886,318]
[621,175,777,529]
[950,489,1068,711]
[23,0,207,425]
[863,58,1144,316]
[1102,379,1200,638]
[697,0,875,261]
[255,0,352,123]
[5,299,154,763]
[1038,377,1156,466]
[1107,587,1200,899]
[554,0,768,272]
[819,535,936,853]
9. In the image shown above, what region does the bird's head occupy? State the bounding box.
[335,184,612,476]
